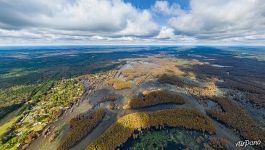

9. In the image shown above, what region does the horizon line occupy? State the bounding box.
[0,43,265,47]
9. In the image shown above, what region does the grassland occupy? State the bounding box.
[0,116,20,138]
[87,108,216,150]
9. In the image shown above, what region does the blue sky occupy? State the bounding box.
[125,0,190,10]
[126,0,190,26]
[0,0,264,45]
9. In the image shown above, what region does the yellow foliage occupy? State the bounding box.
[108,79,132,90]
[87,108,216,150]
[121,57,184,81]
[57,108,105,150]
[207,97,265,149]
[209,137,229,149]
[125,90,185,109]
[187,82,217,98]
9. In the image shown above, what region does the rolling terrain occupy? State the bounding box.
[0,46,264,150]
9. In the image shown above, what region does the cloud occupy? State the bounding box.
[0,0,158,37]
[118,10,159,37]
[155,26,198,44]
[156,26,175,39]
[167,0,265,43]
[152,1,184,16]
[0,0,264,45]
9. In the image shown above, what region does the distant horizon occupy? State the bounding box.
[0,43,265,47]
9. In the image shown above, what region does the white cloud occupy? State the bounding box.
[118,10,159,37]
[153,1,184,16]
[0,0,158,37]
[0,0,264,45]
[168,0,265,37]
[155,26,198,44]
[156,26,175,39]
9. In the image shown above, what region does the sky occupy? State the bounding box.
[0,0,264,45]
